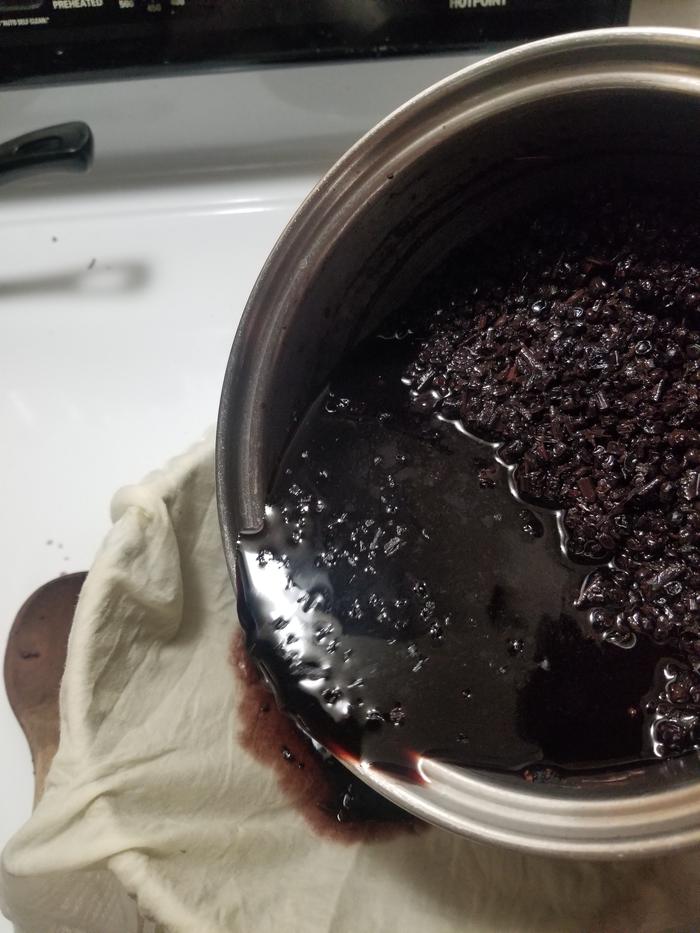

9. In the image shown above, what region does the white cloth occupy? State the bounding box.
[2,435,700,933]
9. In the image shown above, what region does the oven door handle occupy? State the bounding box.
[0,121,93,184]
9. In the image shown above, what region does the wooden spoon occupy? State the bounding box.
[4,572,86,805]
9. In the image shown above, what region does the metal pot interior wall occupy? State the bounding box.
[237,86,700,534]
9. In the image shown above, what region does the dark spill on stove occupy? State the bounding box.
[236,189,700,783]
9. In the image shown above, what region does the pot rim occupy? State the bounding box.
[217,27,700,858]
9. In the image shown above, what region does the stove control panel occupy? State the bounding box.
[0,0,630,86]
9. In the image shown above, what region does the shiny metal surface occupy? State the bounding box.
[217,28,700,857]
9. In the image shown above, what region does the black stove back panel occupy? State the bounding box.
[0,0,630,86]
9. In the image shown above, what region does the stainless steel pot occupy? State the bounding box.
[217,28,700,858]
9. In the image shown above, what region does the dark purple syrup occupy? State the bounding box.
[237,190,700,780]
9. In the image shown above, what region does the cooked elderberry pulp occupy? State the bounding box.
[237,189,700,778]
